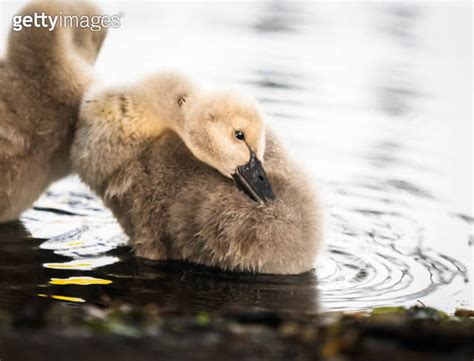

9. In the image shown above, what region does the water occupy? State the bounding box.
[0,2,472,315]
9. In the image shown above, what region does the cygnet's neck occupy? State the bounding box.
[120,73,198,141]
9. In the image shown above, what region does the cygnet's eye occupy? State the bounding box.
[235,130,245,141]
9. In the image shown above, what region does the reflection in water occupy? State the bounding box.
[0,2,471,314]
[1,233,320,314]
[101,258,319,314]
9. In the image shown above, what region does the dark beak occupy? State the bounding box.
[232,152,276,203]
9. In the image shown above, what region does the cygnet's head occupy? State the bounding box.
[179,90,275,203]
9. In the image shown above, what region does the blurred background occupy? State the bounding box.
[0,1,472,314]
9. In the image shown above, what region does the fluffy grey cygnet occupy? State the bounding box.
[0,1,107,222]
[72,71,323,274]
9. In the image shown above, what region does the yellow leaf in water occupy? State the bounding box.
[36,293,85,303]
[49,277,112,286]
[51,295,86,303]
[44,262,92,269]
[65,241,85,247]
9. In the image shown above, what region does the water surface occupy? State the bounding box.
[0,2,472,314]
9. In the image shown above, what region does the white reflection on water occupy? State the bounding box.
[0,2,472,313]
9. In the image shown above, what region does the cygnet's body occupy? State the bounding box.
[0,1,106,223]
[72,72,322,274]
